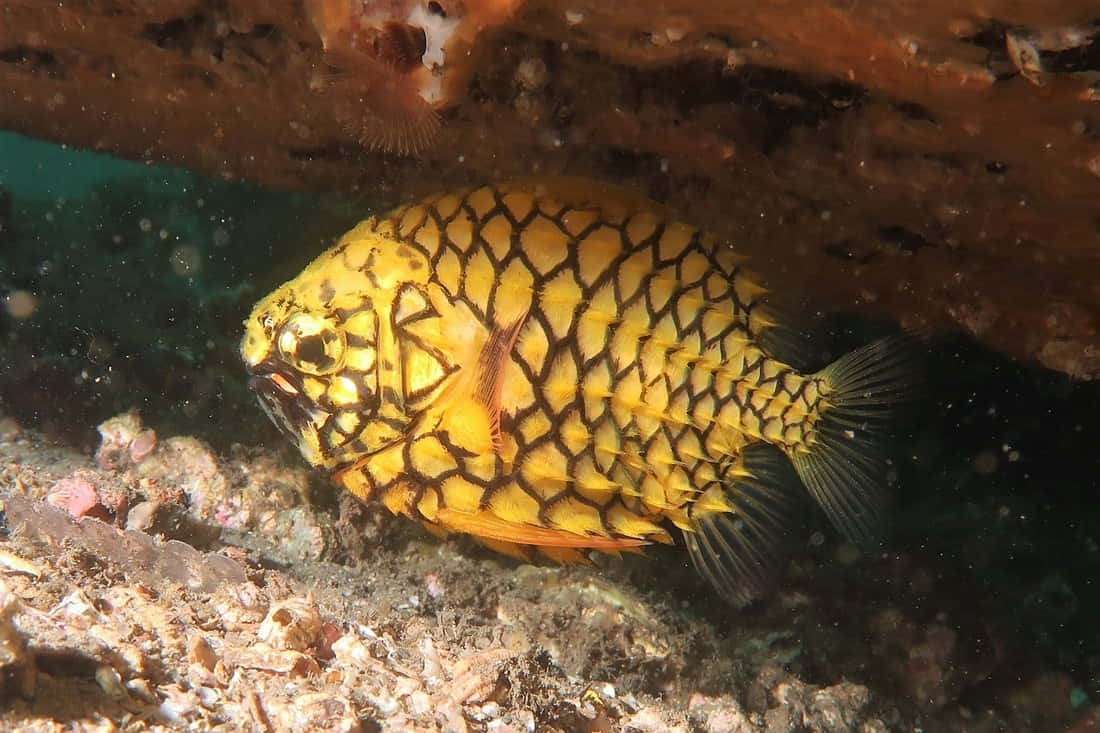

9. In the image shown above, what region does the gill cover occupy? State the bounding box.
[243,229,460,471]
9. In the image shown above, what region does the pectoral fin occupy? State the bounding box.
[473,313,528,452]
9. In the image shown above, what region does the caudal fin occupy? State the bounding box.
[789,333,921,545]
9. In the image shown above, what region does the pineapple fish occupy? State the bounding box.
[241,178,912,605]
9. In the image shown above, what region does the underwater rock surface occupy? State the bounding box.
[0,407,1096,731]
[1,0,1099,376]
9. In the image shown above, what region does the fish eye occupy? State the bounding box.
[277,312,346,376]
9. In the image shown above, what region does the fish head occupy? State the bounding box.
[241,231,461,477]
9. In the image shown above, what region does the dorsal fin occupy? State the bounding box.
[491,176,674,222]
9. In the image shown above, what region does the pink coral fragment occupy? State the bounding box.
[47,474,104,520]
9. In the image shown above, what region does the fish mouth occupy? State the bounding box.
[245,360,419,470]
[246,363,324,452]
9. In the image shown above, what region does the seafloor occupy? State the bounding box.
[1,133,1100,732]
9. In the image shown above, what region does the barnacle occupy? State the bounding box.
[305,0,522,154]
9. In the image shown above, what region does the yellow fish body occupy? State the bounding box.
[241,178,912,605]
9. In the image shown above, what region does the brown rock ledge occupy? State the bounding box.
[1,0,1098,375]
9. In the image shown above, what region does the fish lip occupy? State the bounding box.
[245,361,317,441]
[244,358,300,394]
[245,359,417,465]
[246,369,300,402]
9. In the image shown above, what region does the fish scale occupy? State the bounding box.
[242,177,914,606]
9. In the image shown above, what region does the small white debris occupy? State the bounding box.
[0,550,42,579]
[1005,30,1043,85]
[665,26,686,43]
[95,665,126,698]
[407,689,432,716]
[257,595,322,651]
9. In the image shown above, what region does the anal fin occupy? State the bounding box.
[538,546,596,566]
[684,443,802,607]
[436,508,649,550]
[471,535,538,562]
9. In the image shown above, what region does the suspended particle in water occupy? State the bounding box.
[86,334,116,364]
[834,542,861,566]
[170,245,202,276]
[515,57,549,91]
[4,290,38,320]
[973,451,998,475]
